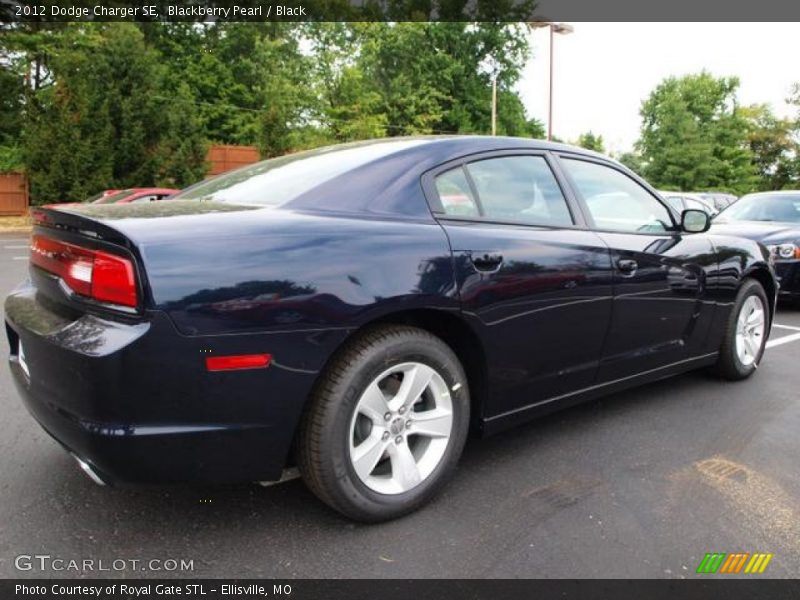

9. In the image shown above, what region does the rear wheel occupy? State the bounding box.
[714,279,769,380]
[297,325,470,522]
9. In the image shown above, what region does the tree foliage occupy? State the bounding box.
[741,103,799,191]
[636,72,757,194]
[576,131,605,153]
[2,22,542,204]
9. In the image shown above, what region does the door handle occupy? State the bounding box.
[617,259,638,274]
[470,252,504,272]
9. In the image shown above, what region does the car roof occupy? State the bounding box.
[285,136,612,218]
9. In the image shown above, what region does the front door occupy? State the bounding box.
[557,156,716,382]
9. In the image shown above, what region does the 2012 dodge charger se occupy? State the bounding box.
[5,137,778,521]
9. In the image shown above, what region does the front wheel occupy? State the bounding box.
[714,279,769,380]
[297,325,470,522]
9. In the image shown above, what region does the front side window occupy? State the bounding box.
[662,195,684,212]
[561,158,673,233]
[433,156,573,227]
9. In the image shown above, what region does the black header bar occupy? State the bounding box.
[3,0,800,22]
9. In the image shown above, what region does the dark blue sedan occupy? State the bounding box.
[5,137,777,521]
[710,191,800,301]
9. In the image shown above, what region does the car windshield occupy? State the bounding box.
[717,193,800,223]
[84,191,111,203]
[93,189,136,204]
[173,139,428,206]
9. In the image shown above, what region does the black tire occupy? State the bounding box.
[713,279,769,380]
[297,325,470,522]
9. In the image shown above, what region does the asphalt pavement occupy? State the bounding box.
[1,230,799,579]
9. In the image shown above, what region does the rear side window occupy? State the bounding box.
[173,139,428,206]
[433,156,573,227]
[434,167,479,217]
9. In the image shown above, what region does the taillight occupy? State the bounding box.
[30,234,138,308]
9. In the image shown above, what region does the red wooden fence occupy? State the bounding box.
[0,172,29,216]
[206,144,260,176]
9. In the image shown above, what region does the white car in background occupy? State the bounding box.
[659,191,719,216]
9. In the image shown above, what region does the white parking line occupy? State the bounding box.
[11,256,26,261]
[766,332,800,349]
[3,245,28,249]
[773,323,800,332]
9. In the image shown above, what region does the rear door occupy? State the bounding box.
[424,151,614,419]
[556,155,716,382]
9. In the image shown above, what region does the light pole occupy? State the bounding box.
[528,22,573,141]
[480,55,501,136]
[491,70,498,136]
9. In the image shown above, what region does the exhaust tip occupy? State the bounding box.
[73,455,107,486]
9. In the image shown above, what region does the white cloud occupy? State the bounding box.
[517,22,800,154]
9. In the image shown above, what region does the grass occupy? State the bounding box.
[0,215,31,231]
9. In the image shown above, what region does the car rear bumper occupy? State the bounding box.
[5,281,337,484]
[775,261,800,298]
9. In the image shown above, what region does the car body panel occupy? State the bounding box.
[442,220,614,418]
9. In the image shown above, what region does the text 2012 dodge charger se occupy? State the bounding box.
[5,137,777,521]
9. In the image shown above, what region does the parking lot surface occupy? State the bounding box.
[1,230,799,578]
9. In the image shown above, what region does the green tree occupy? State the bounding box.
[576,131,605,153]
[156,83,209,188]
[637,72,757,194]
[616,151,645,176]
[357,22,534,136]
[22,29,114,203]
[304,23,386,142]
[20,24,208,203]
[741,103,798,191]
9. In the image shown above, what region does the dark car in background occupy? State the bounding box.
[92,187,179,204]
[5,137,777,521]
[711,190,800,301]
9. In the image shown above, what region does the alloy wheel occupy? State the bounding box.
[348,362,454,495]
[735,295,766,367]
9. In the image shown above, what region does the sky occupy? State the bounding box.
[517,22,800,155]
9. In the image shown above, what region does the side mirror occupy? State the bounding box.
[682,209,710,233]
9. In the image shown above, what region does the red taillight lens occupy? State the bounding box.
[205,354,272,372]
[92,251,137,306]
[30,234,138,308]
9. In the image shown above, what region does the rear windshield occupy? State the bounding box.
[172,139,427,207]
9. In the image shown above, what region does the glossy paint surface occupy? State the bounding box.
[710,220,800,296]
[4,137,779,484]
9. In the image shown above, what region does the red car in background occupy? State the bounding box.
[92,188,179,204]
[84,189,121,202]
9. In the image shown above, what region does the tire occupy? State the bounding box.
[297,325,470,522]
[714,279,769,380]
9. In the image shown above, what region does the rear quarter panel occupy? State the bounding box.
[132,209,458,358]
